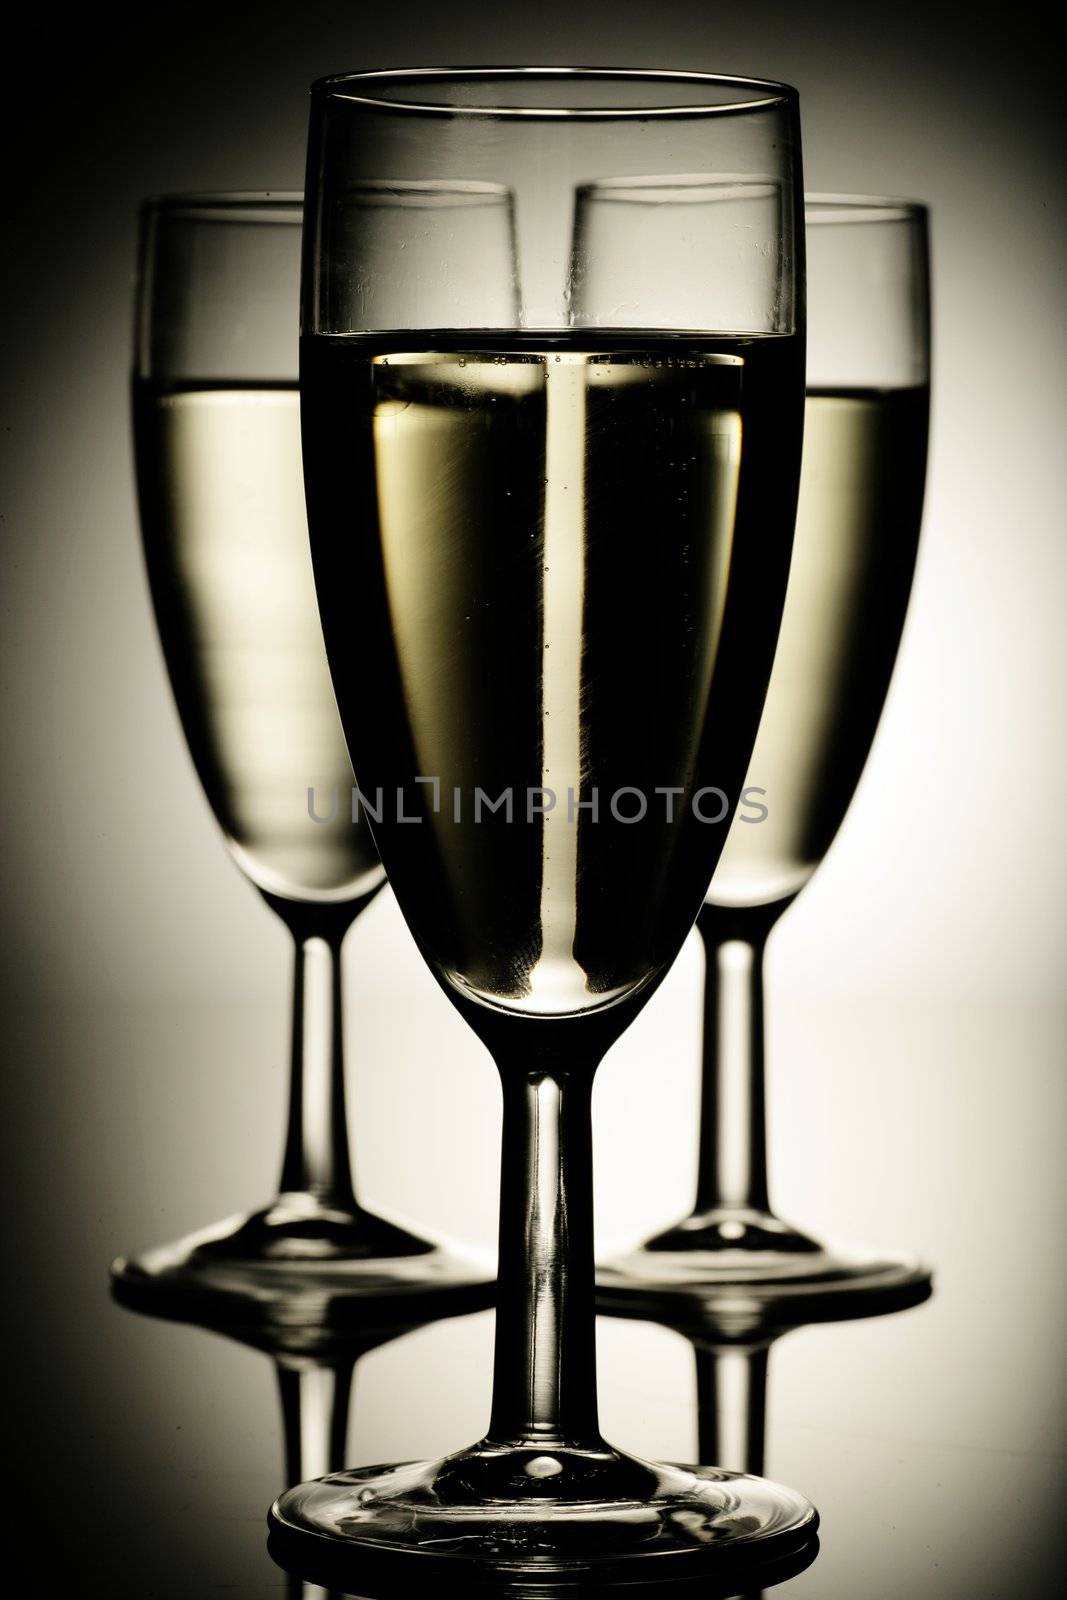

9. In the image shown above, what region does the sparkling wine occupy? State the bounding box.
[134,382,382,903]
[709,386,928,909]
[301,332,802,1012]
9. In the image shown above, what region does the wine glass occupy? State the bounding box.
[112,193,492,1326]
[270,68,817,1584]
[598,195,932,1315]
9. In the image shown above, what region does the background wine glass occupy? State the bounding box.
[112,193,491,1326]
[598,195,932,1315]
[270,66,816,1585]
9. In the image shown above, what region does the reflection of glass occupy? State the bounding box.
[271,66,817,1586]
[600,197,933,1313]
[273,1540,816,1600]
[112,1283,478,1600]
[112,194,490,1322]
[605,1281,931,1600]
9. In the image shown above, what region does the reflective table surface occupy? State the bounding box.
[6,984,1064,1596]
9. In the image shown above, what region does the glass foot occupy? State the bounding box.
[268,1440,818,1587]
[597,1208,932,1325]
[111,1192,494,1330]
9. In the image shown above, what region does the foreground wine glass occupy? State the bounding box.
[270,68,817,1584]
[113,194,491,1326]
[599,196,932,1316]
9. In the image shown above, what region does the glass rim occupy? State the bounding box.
[571,180,927,220]
[310,65,799,120]
[141,191,303,222]
[805,191,928,223]
[574,174,786,205]
[324,177,514,210]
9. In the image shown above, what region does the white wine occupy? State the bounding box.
[708,386,928,909]
[134,383,382,903]
[301,332,802,1013]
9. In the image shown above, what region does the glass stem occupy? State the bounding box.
[486,1063,602,1451]
[276,906,360,1210]
[693,902,777,1216]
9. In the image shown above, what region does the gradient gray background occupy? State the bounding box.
[1,4,1064,1595]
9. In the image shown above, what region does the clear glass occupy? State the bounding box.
[112,193,491,1329]
[598,196,933,1317]
[269,68,818,1585]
